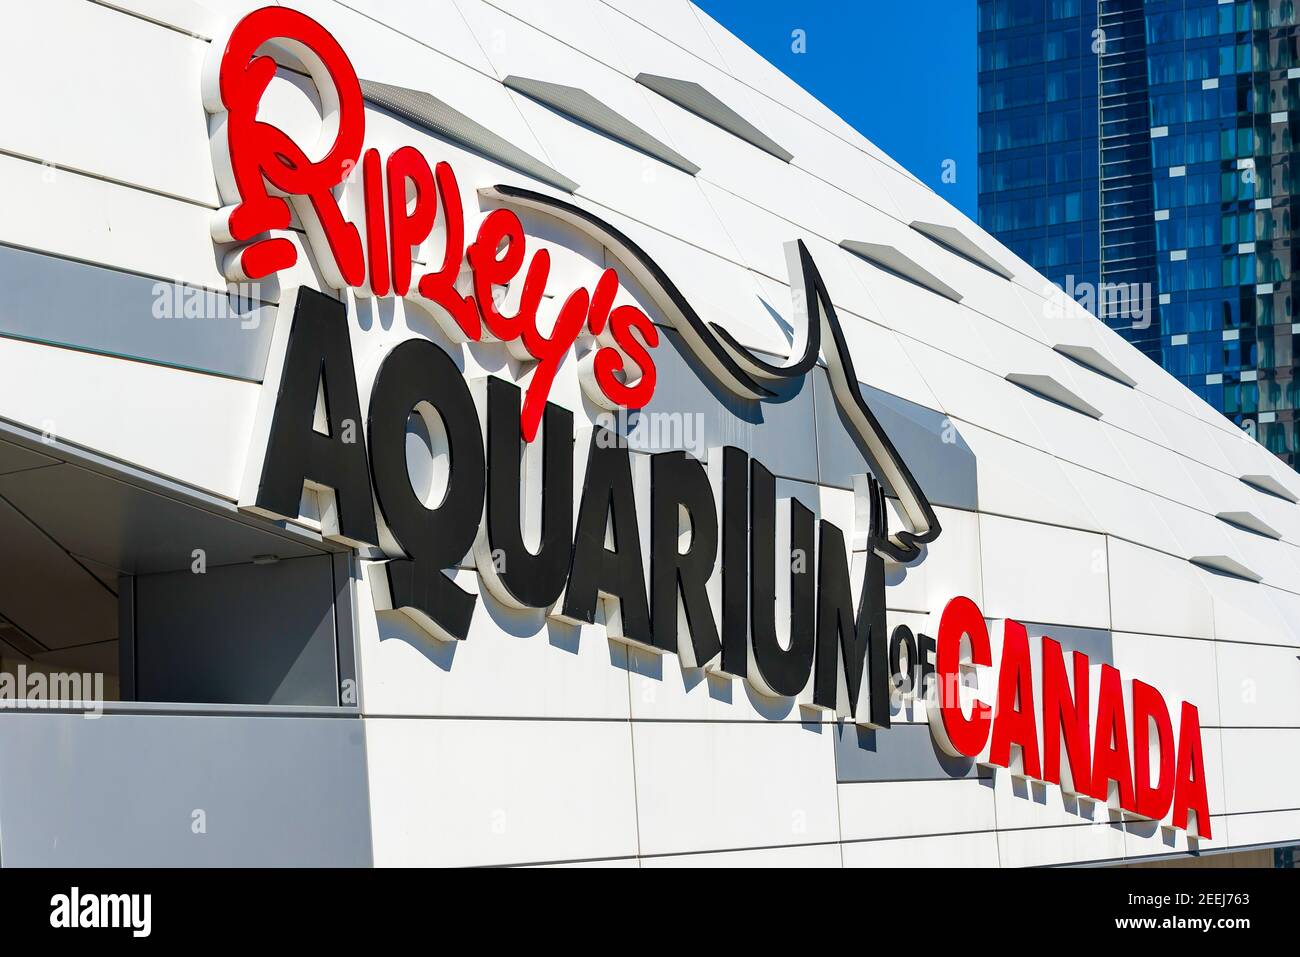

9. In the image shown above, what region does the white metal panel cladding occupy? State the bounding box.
[0,709,373,866]
[0,0,1295,867]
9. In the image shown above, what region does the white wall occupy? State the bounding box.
[0,0,1296,866]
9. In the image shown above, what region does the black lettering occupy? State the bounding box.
[650,450,720,666]
[561,429,651,644]
[749,459,815,697]
[889,623,918,697]
[481,377,574,609]
[716,446,749,678]
[248,287,378,546]
[368,338,484,640]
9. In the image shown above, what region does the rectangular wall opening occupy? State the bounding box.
[0,427,353,708]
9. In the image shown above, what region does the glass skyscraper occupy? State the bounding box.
[978,0,1102,300]
[979,0,1300,466]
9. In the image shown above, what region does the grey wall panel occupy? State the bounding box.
[0,711,371,866]
[909,221,1015,279]
[839,240,964,302]
[621,327,821,484]
[635,74,794,162]
[504,76,700,174]
[1021,621,1114,665]
[813,370,979,509]
[361,79,579,193]
[134,556,338,706]
[0,243,276,381]
[834,721,984,783]
[1006,372,1103,420]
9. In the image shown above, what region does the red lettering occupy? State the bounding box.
[1090,664,1135,811]
[518,288,592,441]
[587,268,620,336]
[415,161,480,341]
[208,6,364,284]
[212,8,661,437]
[1040,637,1091,795]
[1171,702,1212,838]
[467,209,550,342]
[1132,679,1176,822]
[361,148,390,297]
[989,620,1041,778]
[386,146,438,297]
[595,305,659,410]
[236,237,298,284]
[929,596,992,758]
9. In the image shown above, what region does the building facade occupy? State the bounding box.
[0,0,1296,867]
[980,0,1300,467]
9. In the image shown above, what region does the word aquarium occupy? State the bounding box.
[243,288,900,728]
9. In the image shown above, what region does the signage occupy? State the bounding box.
[203,7,1211,837]
[203,5,655,440]
[916,597,1211,837]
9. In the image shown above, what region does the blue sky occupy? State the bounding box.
[696,0,978,217]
